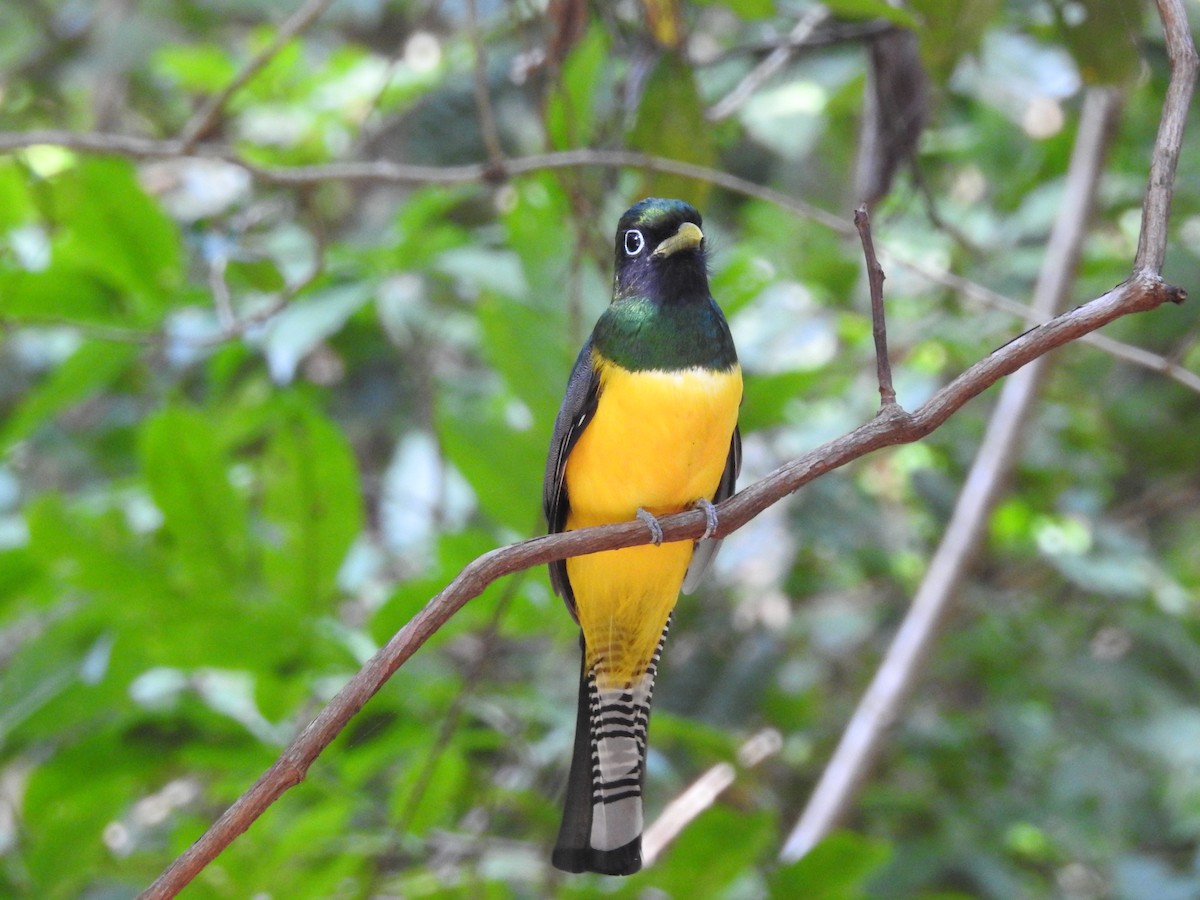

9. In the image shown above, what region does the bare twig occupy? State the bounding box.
[1134,0,1199,273]
[855,204,896,409]
[780,84,1136,861]
[138,265,1184,899]
[465,0,506,170]
[707,5,830,122]
[177,0,337,149]
[207,256,236,332]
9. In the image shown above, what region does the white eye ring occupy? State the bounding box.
[624,229,645,256]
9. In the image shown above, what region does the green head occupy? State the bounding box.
[613,198,709,304]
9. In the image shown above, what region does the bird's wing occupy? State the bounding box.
[681,424,741,594]
[543,338,602,619]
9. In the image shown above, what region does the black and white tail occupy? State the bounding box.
[552,617,671,875]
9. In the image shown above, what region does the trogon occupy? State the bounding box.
[543,198,742,875]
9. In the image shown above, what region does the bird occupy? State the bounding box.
[543,198,742,875]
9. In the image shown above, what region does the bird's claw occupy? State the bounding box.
[636,508,664,546]
[694,498,719,541]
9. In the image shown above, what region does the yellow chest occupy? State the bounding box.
[564,355,742,528]
[562,354,741,685]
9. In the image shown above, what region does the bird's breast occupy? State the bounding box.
[564,353,742,527]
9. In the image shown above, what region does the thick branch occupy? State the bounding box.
[138,269,1184,899]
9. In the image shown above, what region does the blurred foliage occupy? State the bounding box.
[1,1,1199,898]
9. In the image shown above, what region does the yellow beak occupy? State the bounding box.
[652,222,704,258]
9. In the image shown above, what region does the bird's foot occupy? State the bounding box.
[693,498,719,540]
[636,508,664,546]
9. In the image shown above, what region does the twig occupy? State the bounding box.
[779,84,1133,861]
[882,253,1200,394]
[207,256,235,332]
[642,728,782,865]
[707,5,830,122]
[137,266,1184,899]
[1134,0,1199,273]
[177,0,338,150]
[855,204,897,409]
[465,0,505,171]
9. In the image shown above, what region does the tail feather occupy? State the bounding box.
[553,617,671,875]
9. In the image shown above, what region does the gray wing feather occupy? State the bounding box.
[543,338,601,618]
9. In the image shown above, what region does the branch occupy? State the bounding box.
[177,0,338,149]
[776,0,1198,855]
[855,205,896,408]
[1134,0,1199,273]
[464,0,505,170]
[138,267,1184,899]
[781,83,1126,861]
[706,5,830,122]
[3,132,1194,393]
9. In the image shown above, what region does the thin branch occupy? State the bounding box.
[707,5,830,122]
[642,728,782,866]
[137,268,1185,899]
[465,0,506,170]
[855,204,896,409]
[780,85,1129,861]
[177,0,338,149]
[0,134,849,232]
[2,133,1198,391]
[1134,0,1199,273]
[207,256,236,332]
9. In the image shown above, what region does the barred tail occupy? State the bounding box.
[552,617,671,876]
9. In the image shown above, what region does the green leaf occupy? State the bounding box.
[824,0,919,27]
[226,257,287,292]
[0,158,33,228]
[436,382,545,532]
[771,831,893,899]
[502,174,581,307]
[1056,0,1142,86]
[0,340,139,452]
[0,266,121,324]
[139,405,251,591]
[909,0,1004,86]
[52,158,182,316]
[546,25,611,150]
[261,404,363,610]
[153,42,239,93]
[261,282,373,383]
[23,732,159,897]
[692,0,775,17]
[741,370,820,433]
[645,807,774,896]
[479,292,570,427]
[629,52,717,205]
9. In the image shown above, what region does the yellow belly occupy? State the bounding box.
[564,354,742,686]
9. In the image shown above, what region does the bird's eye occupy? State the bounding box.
[624,230,645,257]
